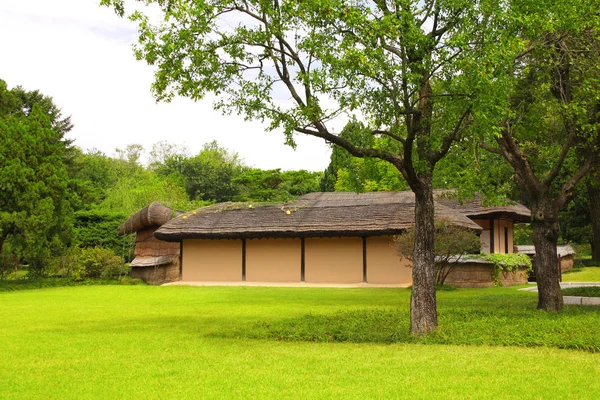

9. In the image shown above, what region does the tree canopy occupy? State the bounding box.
[102,0,526,335]
[0,80,74,274]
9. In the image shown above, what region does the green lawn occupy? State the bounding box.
[563,267,600,282]
[1,285,600,399]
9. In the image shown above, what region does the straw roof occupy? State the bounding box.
[433,190,531,222]
[118,201,174,235]
[154,191,484,241]
[515,245,575,258]
[130,255,177,268]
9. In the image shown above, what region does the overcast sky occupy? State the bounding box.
[0,0,333,171]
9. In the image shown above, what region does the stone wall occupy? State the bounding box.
[444,262,528,288]
[130,260,180,285]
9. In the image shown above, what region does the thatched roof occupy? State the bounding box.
[118,201,174,235]
[130,255,177,268]
[433,190,531,222]
[515,245,576,258]
[154,191,484,241]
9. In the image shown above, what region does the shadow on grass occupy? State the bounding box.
[205,294,600,352]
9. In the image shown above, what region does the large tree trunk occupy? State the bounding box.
[588,176,600,261]
[410,178,438,335]
[530,203,564,311]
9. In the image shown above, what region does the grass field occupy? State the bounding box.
[563,266,600,282]
[1,285,600,399]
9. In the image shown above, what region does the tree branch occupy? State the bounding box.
[557,154,595,208]
[295,127,405,171]
[431,105,472,163]
[372,129,406,145]
[542,124,576,186]
[480,141,503,155]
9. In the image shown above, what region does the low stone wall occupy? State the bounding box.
[130,260,180,285]
[445,262,529,288]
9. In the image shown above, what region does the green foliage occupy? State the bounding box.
[67,148,120,209]
[47,246,129,280]
[560,174,596,245]
[76,247,128,280]
[321,122,409,193]
[0,277,143,292]
[234,169,322,202]
[0,252,18,280]
[158,141,245,202]
[73,209,133,258]
[99,159,191,216]
[393,219,481,285]
[561,287,600,297]
[514,224,534,245]
[0,79,74,274]
[477,253,533,286]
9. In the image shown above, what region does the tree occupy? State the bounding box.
[102,0,520,334]
[148,140,190,169]
[0,79,74,275]
[158,141,245,202]
[320,125,408,193]
[67,148,121,209]
[560,168,600,263]
[588,171,600,261]
[481,5,600,310]
[394,219,481,286]
[234,168,322,201]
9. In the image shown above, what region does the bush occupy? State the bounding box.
[47,246,130,280]
[477,253,532,286]
[73,209,134,261]
[77,247,128,279]
[47,247,82,279]
[393,219,481,285]
[0,253,19,280]
[101,257,131,279]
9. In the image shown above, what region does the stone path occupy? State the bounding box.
[519,282,600,306]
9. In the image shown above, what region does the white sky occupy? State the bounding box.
[0,0,332,171]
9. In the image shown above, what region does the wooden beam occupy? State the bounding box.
[301,238,305,282]
[241,239,246,281]
[362,236,368,283]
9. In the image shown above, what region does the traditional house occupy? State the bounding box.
[119,191,531,286]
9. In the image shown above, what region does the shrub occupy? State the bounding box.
[0,253,19,280]
[73,209,134,261]
[477,253,532,286]
[77,247,127,279]
[393,219,481,285]
[47,247,83,279]
[101,257,131,279]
